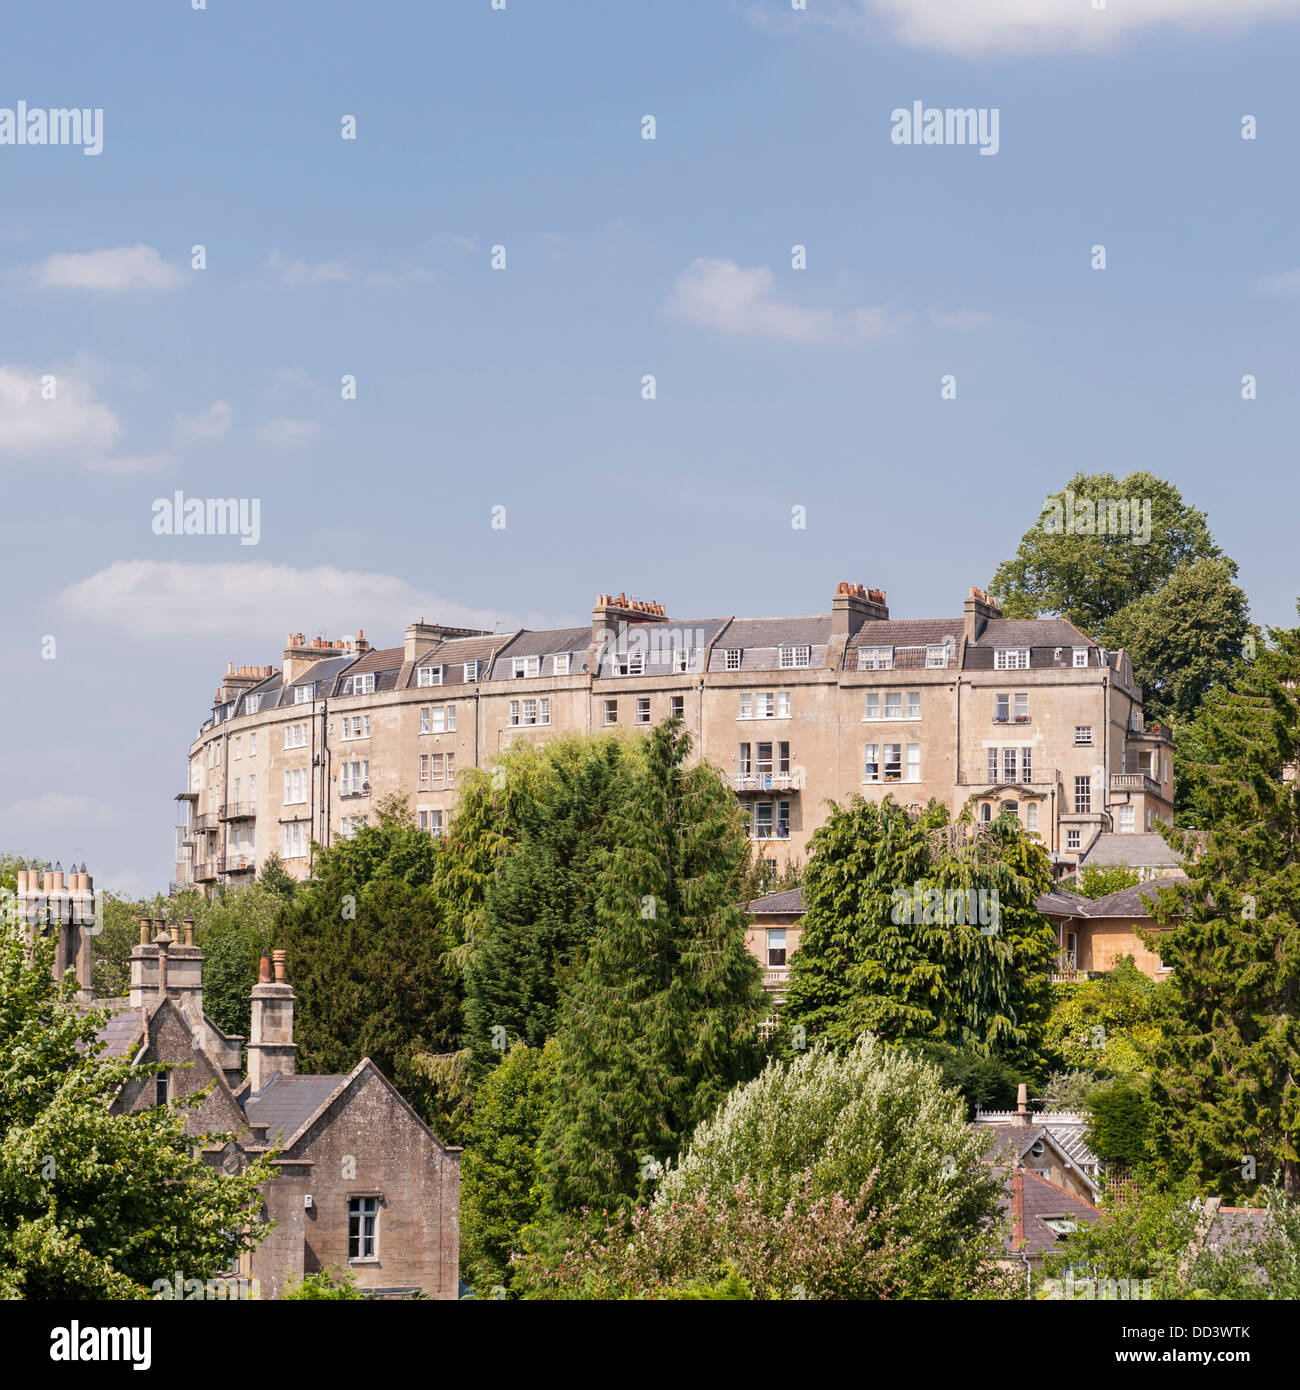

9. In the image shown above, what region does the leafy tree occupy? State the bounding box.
[988,471,1228,635]
[195,883,282,1040]
[256,852,299,903]
[1044,957,1164,1078]
[1101,557,1252,725]
[1074,862,1142,899]
[282,1267,364,1299]
[1147,618,1300,1198]
[542,719,767,1214]
[460,1039,558,1294]
[463,737,628,1072]
[1042,1068,1103,1110]
[0,913,272,1298]
[912,1042,1031,1119]
[1086,1080,1152,1168]
[652,1036,1012,1299]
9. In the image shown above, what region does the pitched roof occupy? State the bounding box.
[1080,833,1182,870]
[998,1166,1102,1258]
[92,1002,146,1059]
[846,618,963,649]
[241,1072,351,1145]
[1083,877,1189,918]
[973,618,1094,648]
[747,888,805,915]
[1034,887,1092,917]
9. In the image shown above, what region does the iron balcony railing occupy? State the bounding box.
[220,801,256,820]
[734,770,797,792]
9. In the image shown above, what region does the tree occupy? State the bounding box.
[1086,1080,1152,1168]
[1102,558,1252,725]
[1074,862,1142,899]
[988,471,1227,635]
[1044,956,1164,1078]
[462,736,628,1072]
[651,1036,1012,1299]
[256,852,299,904]
[782,799,1056,1072]
[276,806,464,1137]
[460,1039,558,1294]
[0,912,271,1298]
[542,719,767,1214]
[1147,619,1300,1198]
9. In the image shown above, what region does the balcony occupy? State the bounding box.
[193,812,220,833]
[1129,722,1174,744]
[1110,773,1161,796]
[752,824,792,842]
[734,770,799,793]
[194,860,219,882]
[221,854,255,874]
[220,801,256,821]
[763,964,790,990]
[1051,949,1083,984]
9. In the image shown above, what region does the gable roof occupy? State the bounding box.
[747,888,805,915]
[1079,832,1182,871]
[999,1166,1102,1258]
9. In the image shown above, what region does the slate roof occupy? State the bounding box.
[1205,1206,1272,1257]
[1080,833,1182,871]
[92,1001,146,1059]
[275,654,357,707]
[1083,877,1189,918]
[707,616,832,673]
[747,888,805,915]
[973,618,1094,649]
[1034,888,1092,917]
[241,1072,350,1145]
[1000,1167,1101,1258]
[596,618,729,679]
[485,626,591,679]
[406,634,509,688]
[976,1115,1102,1188]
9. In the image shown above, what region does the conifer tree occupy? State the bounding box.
[542,720,766,1214]
[1147,621,1300,1197]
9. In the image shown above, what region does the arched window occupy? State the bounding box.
[980,802,992,823]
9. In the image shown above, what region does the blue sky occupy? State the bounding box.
[3,0,1299,893]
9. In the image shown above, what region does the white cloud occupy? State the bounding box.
[265,249,433,291]
[929,307,994,330]
[665,258,906,345]
[253,417,321,449]
[5,792,117,827]
[816,0,1300,56]
[83,452,173,476]
[58,561,513,640]
[174,399,232,446]
[0,364,122,461]
[268,366,318,392]
[30,244,187,291]
[1256,268,1300,298]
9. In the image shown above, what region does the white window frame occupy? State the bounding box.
[858,647,893,671]
[1066,828,1082,852]
[349,672,376,695]
[1025,802,1039,832]
[293,684,314,704]
[340,760,370,796]
[417,664,444,687]
[724,648,742,671]
[283,820,308,859]
[284,722,308,750]
[348,1196,379,1261]
[1117,804,1136,833]
[905,744,920,782]
[779,644,811,670]
[512,656,540,679]
[1074,726,1093,745]
[925,645,948,669]
[553,653,571,676]
[282,768,307,805]
[463,661,480,682]
[1073,647,1089,668]
[636,697,651,724]
[994,648,1030,671]
[603,698,618,725]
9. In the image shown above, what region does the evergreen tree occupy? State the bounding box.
[460,1039,558,1294]
[1147,619,1300,1198]
[463,737,627,1072]
[542,719,766,1214]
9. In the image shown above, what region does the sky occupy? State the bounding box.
[2,0,1299,895]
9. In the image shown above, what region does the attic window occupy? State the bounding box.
[994,648,1030,670]
[1042,1217,1078,1236]
[779,644,811,669]
[1030,1139,1045,1159]
[417,664,443,687]
[348,672,376,695]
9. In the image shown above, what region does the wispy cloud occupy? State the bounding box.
[928,307,995,330]
[665,258,906,346]
[265,249,433,291]
[29,244,187,291]
[773,0,1300,57]
[174,399,233,446]
[1255,267,1300,298]
[253,417,321,449]
[5,792,118,827]
[58,561,513,640]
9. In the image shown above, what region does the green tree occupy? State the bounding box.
[0,913,272,1298]
[1102,557,1252,725]
[1086,1080,1152,1168]
[1074,862,1142,899]
[1044,956,1164,1078]
[1147,619,1300,1198]
[256,852,299,904]
[650,1036,1011,1299]
[463,736,628,1072]
[988,471,1228,635]
[542,719,767,1214]
[460,1039,558,1294]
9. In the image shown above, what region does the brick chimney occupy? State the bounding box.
[219,663,274,704]
[964,586,1002,645]
[247,950,296,1092]
[831,581,889,641]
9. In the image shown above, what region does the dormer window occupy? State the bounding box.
[925,645,948,669]
[463,661,481,682]
[1073,647,1089,668]
[858,647,893,671]
[994,648,1030,670]
[779,644,811,670]
[724,648,742,671]
[293,684,313,704]
[245,695,261,714]
[347,672,375,695]
[512,656,540,679]
[616,651,645,677]
[417,664,444,687]
[553,653,571,676]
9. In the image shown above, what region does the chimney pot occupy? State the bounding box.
[139,918,151,945]
[258,954,273,984]
[272,949,287,984]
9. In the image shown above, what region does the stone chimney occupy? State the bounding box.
[590,591,670,645]
[220,663,274,704]
[1014,1082,1032,1128]
[17,864,96,1000]
[830,581,889,641]
[247,950,296,1092]
[403,617,490,663]
[964,586,1002,645]
[127,916,205,1022]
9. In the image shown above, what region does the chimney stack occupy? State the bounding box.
[831,581,889,641]
[964,586,1002,645]
[15,863,96,1000]
[247,949,296,1092]
[1015,1082,1032,1128]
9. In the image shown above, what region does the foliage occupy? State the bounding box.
[651,1036,1012,1299]
[462,736,628,1072]
[524,1171,909,1301]
[460,1039,558,1294]
[1086,1080,1152,1167]
[911,1042,1032,1119]
[1042,1069,1103,1110]
[542,719,767,1214]
[1043,957,1164,1078]
[988,471,1228,636]
[255,852,299,904]
[1146,618,1300,1198]
[281,1267,365,1300]
[1074,862,1142,900]
[0,914,272,1299]
[782,799,1056,1073]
